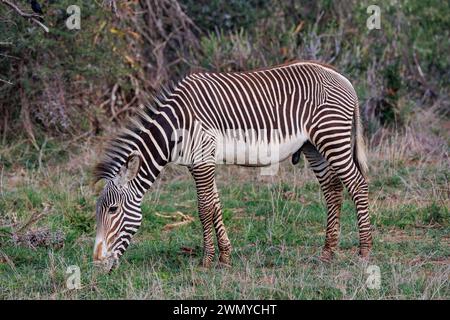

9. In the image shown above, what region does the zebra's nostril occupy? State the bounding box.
[93,241,105,261]
[93,243,101,261]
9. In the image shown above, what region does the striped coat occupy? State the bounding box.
[93,61,371,269]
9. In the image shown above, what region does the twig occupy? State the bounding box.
[17,203,52,233]
[0,0,49,32]
[0,164,4,196]
[110,83,119,118]
[155,211,195,231]
[38,137,48,172]
[109,96,137,121]
[413,50,437,100]
[413,50,425,80]
[2,109,9,143]
[19,81,39,151]
[162,217,194,231]
[62,129,93,148]
[155,211,191,220]
[0,52,20,59]
[0,78,13,85]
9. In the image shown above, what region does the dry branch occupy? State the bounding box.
[162,218,194,231]
[0,0,49,32]
[19,83,39,151]
[0,78,13,85]
[111,0,199,102]
[16,202,52,233]
[179,246,196,255]
[0,202,65,249]
[155,211,195,231]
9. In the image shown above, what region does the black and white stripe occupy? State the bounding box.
[93,61,371,268]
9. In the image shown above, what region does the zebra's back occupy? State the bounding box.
[171,61,357,166]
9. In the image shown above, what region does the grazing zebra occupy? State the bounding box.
[92,60,371,270]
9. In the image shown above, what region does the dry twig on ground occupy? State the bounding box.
[0,202,65,249]
[155,211,195,231]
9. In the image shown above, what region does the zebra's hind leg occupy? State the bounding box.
[190,164,232,268]
[312,141,372,259]
[301,142,344,261]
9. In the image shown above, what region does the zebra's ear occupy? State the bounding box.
[114,151,141,186]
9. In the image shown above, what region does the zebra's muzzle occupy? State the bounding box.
[93,240,119,272]
[93,237,112,262]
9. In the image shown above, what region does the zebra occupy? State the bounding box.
[92,60,372,270]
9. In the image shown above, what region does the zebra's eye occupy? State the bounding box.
[109,205,119,214]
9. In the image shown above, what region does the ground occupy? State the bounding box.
[0,135,449,299]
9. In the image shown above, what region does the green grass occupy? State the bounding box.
[0,150,449,300]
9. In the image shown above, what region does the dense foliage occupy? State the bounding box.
[0,0,449,144]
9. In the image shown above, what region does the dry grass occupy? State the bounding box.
[0,112,449,299]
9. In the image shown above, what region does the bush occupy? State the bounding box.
[0,0,448,150]
[0,1,133,140]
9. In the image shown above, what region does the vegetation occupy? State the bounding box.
[0,136,448,299]
[0,0,449,299]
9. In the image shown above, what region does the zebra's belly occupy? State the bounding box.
[215,132,307,166]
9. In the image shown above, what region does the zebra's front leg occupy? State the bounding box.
[302,142,344,261]
[190,165,232,268]
[214,200,232,267]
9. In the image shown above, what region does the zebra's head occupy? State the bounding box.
[93,151,143,270]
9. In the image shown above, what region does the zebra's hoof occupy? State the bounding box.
[319,249,334,263]
[218,253,231,266]
[199,259,213,269]
[217,261,232,269]
[358,248,371,260]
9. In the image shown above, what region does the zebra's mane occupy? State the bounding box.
[93,83,176,183]
[251,59,339,73]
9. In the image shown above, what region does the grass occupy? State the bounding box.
[0,133,449,300]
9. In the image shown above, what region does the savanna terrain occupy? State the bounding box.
[0,0,449,299]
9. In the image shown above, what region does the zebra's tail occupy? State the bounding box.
[354,101,368,178]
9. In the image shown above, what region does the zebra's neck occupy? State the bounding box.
[128,108,181,196]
